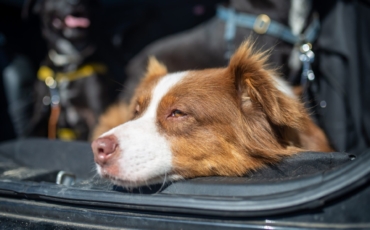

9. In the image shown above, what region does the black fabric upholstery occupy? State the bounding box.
[0,138,95,179]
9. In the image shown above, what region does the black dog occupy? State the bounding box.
[24,0,118,140]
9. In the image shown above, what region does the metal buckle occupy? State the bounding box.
[253,14,271,34]
[56,171,76,186]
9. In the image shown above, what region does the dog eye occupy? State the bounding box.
[170,109,186,118]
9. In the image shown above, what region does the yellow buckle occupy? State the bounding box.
[57,128,77,141]
[253,14,271,34]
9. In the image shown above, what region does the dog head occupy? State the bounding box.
[91,41,316,188]
[24,0,99,51]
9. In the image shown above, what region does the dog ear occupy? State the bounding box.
[144,56,168,81]
[228,40,307,130]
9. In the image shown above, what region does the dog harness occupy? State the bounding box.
[37,63,107,140]
[38,64,107,83]
[217,6,319,86]
[217,6,320,46]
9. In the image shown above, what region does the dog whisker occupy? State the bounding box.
[154,173,167,194]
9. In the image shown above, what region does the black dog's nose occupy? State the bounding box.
[92,135,118,166]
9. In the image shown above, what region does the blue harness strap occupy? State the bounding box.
[217,5,320,86]
[217,6,320,45]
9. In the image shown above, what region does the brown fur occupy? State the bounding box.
[91,103,131,140]
[93,40,332,179]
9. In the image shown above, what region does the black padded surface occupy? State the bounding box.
[161,152,353,196]
[0,138,95,179]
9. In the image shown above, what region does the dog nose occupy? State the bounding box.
[91,135,118,166]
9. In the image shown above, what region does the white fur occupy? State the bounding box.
[272,75,296,98]
[143,72,188,119]
[97,72,187,186]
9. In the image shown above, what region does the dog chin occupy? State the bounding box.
[97,166,183,189]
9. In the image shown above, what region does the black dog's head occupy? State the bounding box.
[24,0,100,51]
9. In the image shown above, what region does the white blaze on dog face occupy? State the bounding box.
[97,72,187,187]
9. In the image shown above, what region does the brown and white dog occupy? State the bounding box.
[91,41,332,188]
